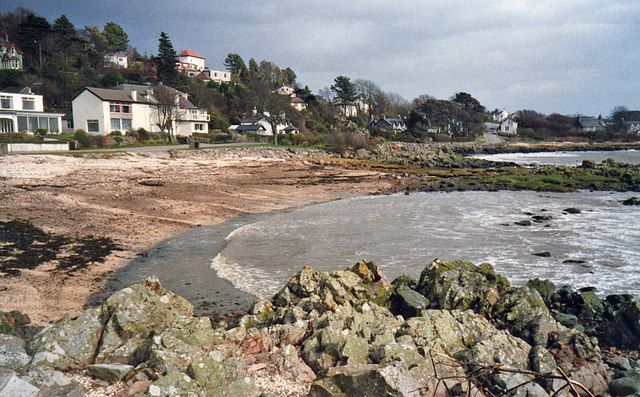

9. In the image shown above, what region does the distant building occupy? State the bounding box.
[275,85,307,111]
[490,109,509,122]
[340,99,369,117]
[369,116,407,134]
[624,121,640,135]
[0,87,64,134]
[0,39,23,70]
[576,117,606,132]
[498,115,518,135]
[230,109,297,136]
[177,49,206,77]
[104,53,128,68]
[207,69,232,84]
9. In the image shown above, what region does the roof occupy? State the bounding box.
[178,49,204,59]
[241,114,267,124]
[76,87,154,104]
[0,87,31,94]
[372,117,406,128]
[577,117,605,129]
[178,96,197,109]
[236,124,265,132]
[195,71,210,80]
[289,96,306,103]
[0,40,21,54]
[283,125,299,131]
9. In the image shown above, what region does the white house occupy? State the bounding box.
[340,99,369,117]
[231,109,295,136]
[0,87,64,134]
[0,39,23,71]
[369,117,407,134]
[71,84,210,137]
[491,109,509,122]
[178,49,206,77]
[275,85,307,111]
[499,115,518,135]
[104,53,128,68]
[207,69,232,84]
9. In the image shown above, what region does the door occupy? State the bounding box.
[0,118,14,133]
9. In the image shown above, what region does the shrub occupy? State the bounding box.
[73,129,92,148]
[34,129,48,139]
[325,130,375,154]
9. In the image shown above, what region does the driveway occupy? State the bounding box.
[483,132,504,144]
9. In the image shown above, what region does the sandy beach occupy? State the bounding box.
[0,147,395,324]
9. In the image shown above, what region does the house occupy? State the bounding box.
[230,109,297,136]
[340,99,369,117]
[282,125,300,134]
[104,53,128,68]
[369,117,407,134]
[177,49,206,77]
[207,69,232,84]
[576,117,606,132]
[0,39,23,70]
[0,87,64,134]
[624,121,640,135]
[498,115,518,135]
[71,84,209,136]
[490,109,509,122]
[275,85,307,111]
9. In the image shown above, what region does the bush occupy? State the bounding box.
[325,130,376,154]
[73,130,92,148]
[34,129,48,139]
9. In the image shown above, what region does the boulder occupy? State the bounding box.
[416,260,509,315]
[308,362,421,397]
[186,354,255,396]
[95,277,193,364]
[86,363,134,382]
[389,286,430,318]
[0,334,31,370]
[609,375,640,396]
[0,369,39,397]
[622,197,640,206]
[36,382,85,397]
[514,220,532,226]
[28,308,103,370]
[563,208,581,214]
[147,369,202,397]
[21,367,72,389]
[148,316,215,371]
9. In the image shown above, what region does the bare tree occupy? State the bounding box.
[153,85,184,142]
[354,79,382,118]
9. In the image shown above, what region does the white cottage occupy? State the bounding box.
[0,87,64,134]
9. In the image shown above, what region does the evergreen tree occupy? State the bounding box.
[52,15,76,39]
[224,53,247,76]
[16,14,50,68]
[156,32,178,84]
[103,22,128,52]
[330,76,358,106]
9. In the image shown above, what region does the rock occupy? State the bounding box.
[529,345,557,374]
[138,179,164,187]
[525,278,556,307]
[21,367,72,389]
[0,369,39,397]
[390,286,430,318]
[186,354,255,396]
[308,362,421,397]
[609,375,640,396]
[0,334,31,370]
[551,311,579,328]
[563,208,581,214]
[95,277,193,364]
[416,260,509,315]
[532,214,553,222]
[28,308,103,370]
[514,220,532,226]
[36,382,85,397]
[147,370,202,396]
[562,259,586,264]
[606,356,632,373]
[582,159,596,168]
[390,275,417,290]
[533,251,551,257]
[148,316,215,371]
[86,363,134,382]
[622,197,640,206]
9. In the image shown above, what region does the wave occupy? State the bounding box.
[210,251,278,298]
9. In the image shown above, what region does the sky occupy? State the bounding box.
[2,0,639,115]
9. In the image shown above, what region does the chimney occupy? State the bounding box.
[252,107,257,115]
[131,90,137,101]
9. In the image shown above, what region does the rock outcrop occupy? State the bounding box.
[1,260,636,396]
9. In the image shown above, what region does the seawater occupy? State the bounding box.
[471,149,640,166]
[211,190,640,299]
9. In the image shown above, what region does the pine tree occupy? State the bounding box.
[156,32,178,84]
[103,22,128,52]
[52,15,76,39]
[330,76,358,106]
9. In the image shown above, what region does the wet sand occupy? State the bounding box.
[0,148,396,324]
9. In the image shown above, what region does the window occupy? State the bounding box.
[48,118,59,133]
[28,117,37,131]
[121,118,132,130]
[17,116,27,132]
[0,96,10,109]
[194,123,204,131]
[110,104,120,112]
[504,125,510,131]
[121,105,131,113]
[22,97,35,110]
[38,117,49,130]
[111,118,121,130]
[87,119,99,133]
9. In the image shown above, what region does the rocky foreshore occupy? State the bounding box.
[1,260,639,396]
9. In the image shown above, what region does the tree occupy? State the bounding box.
[451,92,486,137]
[51,15,76,39]
[248,58,259,80]
[16,13,50,69]
[282,67,297,86]
[224,53,247,76]
[610,106,629,128]
[330,76,358,107]
[103,22,128,52]
[354,79,381,117]
[153,85,183,141]
[156,32,178,84]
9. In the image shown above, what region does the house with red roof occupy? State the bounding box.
[177,49,206,77]
[0,39,23,70]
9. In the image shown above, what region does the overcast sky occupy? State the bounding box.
[3,0,639,115]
